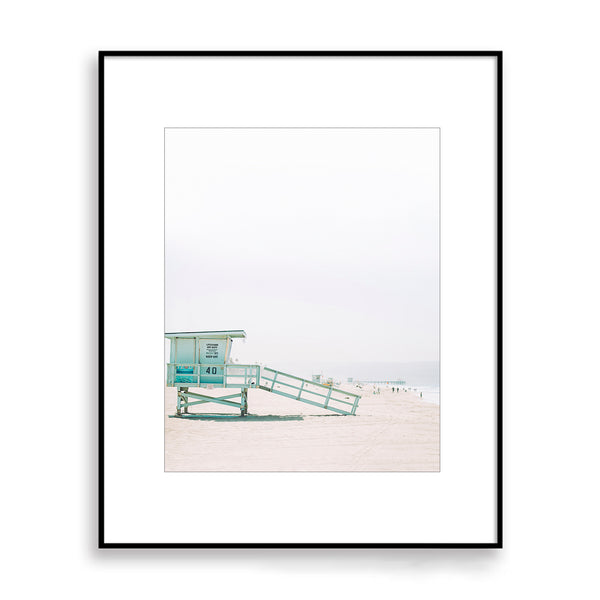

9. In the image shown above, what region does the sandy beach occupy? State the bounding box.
[165,384,439,472]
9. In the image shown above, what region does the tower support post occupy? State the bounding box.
[241,387,248,417]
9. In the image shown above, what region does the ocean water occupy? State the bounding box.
[414,387,440,404]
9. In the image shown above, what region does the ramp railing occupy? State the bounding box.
[259,367,360,415]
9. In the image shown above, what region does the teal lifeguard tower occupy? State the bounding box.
[166,330,361,418]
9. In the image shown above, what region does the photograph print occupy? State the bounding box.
[164,127,440,472]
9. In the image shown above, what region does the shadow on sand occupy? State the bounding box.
[169,413,345,422]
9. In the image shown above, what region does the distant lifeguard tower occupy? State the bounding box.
[166,330,361,418]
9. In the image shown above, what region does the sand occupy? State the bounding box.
[165,383,439,472]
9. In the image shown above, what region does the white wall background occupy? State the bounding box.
[1,1,599,598]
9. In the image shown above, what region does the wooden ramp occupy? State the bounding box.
[259,366,360,415]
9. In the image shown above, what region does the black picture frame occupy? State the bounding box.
[99,50,502,549]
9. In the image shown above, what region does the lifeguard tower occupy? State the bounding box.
[166,330,361,418]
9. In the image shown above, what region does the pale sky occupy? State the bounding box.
[165,128,439,365]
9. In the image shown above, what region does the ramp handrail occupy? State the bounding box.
[259,366,360,415]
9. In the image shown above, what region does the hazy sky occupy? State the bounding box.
[165,128,439,365]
